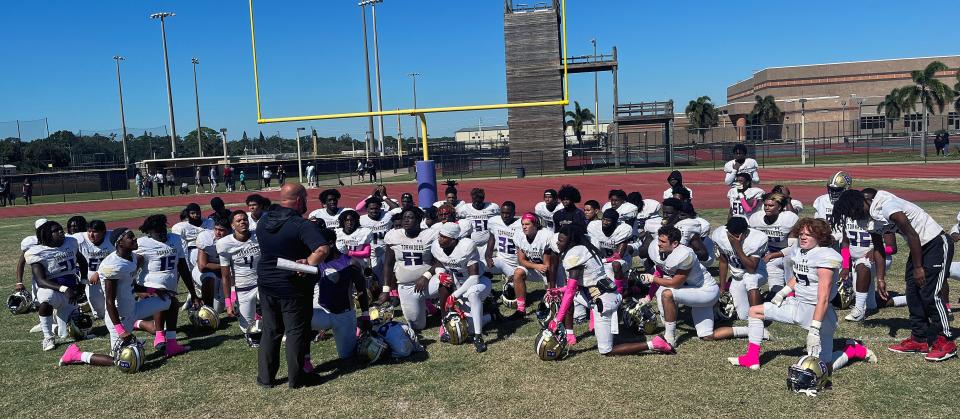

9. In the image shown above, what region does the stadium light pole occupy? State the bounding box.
[113,56,130,170]
[219,128,228,162]
[591,38,599,143]
[799,98,807,164]
[359,3,374,159]
[409,72,420,155]
[295,127,305,182]
[191,57,203,157]
[150,12,178,158]
[360,0,386,156]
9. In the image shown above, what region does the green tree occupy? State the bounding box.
[902,60,954,157]
[183,127,222,157]
[877,87,910,128]
[748,95,782,125]
[684,96,719,143]
[564,101,595,148]
[953,69,960,112]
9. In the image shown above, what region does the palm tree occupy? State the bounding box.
[953,69,960,112]
[748,95,782,141]
[564,101,595,148]
[902,61,954,157]
[684,96,719,143]
[877,87,910,125]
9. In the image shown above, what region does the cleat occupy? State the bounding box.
[865,348,878,364]
[924,336,957,362]
[727,355,760,370]
[42,337,56,351]
[165,340,190,358]
[888,337,929,354]
[844,307,865,322]
[245,333,261,348]
[29,323,42,333]
[650,335,675,354]
[303,356,314,373]
[473,335,487,353]
[59,343,82,366]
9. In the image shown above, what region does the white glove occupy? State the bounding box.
[637,273,655,285]
[770,286,792,307]
[806,320,822,358]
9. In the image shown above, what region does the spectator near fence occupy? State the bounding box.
[195,167,204,194]
[166,170,176,195]
[277,166,286,185]
[22,178,33,204]
[155,171,165,196]
[305,162,315,187]
[209,166,218,193]
[224,165,234,192]
[366,159,377,183]
[262,167,272,189]
[135,172,143,197]
[239,170,248,191]
[0,177,7,206]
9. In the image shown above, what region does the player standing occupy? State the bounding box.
[723,143,760,186]
[218,211,262,348]
[457,188,500,261]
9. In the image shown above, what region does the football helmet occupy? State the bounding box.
[357,332,388,364]
[188,305,220,331]
[623,298,659,335]
[714,292,737,322]
[7,290,33,315]
[75,292,93,315]
[835,279,854,310]
[827,171,853,203]
[499,280,517,309]
[534,325,568,361]
[443,311,469,345]
[113,336,145,374]
[787,355,830,396]
[66,309,93,340]
[534,299,558,329]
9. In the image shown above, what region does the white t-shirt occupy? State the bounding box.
[711,227,768,279]
[515,229,553,264]
[788,246,841,305]
[723,158,760,185]
[646,242,714,288]
[383,228,438,284]
[334,226,372,255]
[135,234,185,290]
[457,202,500,246]
[488,216,522,264]
[869,190,944,246]
[586,220,633,259]
[561,245,607,287]
[25,236,80,285]
[195,230,222,274]
[431,239,482,283]
[246,212,263,232]
[21,235,38,252]
[97,252,140,311]
[727,187,765,218]
[748,211,799,252]
[309,207,347,229]
[171,221,205,250]
[216,232,260,289]
[72,232,115,275]
[534,201,562,231]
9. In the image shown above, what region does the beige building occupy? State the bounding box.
[455,123,611,146]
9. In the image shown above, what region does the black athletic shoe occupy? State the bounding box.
[245,333,261,348]
[473,335,487,353]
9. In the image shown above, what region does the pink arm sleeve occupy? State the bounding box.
[348,244,371,258]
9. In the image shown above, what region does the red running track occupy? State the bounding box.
[3,163,959,229]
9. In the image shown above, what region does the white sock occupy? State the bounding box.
[81,352,94,364]
[213,298,224,313]
[165,331,177,340]
[747,317,764,345]
[732,326,749,338]
[832,351,848,370]
[893,295,908,307]
[565,329,574,336]
[664,321,677,345]
[645,339,654,350]
[855,292,868,311]
[40,315,53,339]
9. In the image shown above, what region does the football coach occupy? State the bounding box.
[256,183,328,388]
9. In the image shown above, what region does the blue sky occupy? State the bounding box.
[3,0,959,141]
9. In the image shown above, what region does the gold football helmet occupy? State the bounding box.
[443,311,469,345]
[787,355,830,396]
[113,337,145,374]
[357,332,388,364]
[189,305,220,331]
[827,171,853,203]
[534,325,568,361]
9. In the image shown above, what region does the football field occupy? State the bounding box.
[2,163,959,418]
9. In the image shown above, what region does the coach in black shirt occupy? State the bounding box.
[553,184,587,229]
[256,183,328,389]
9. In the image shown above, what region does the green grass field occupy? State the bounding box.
[1,185,959,417]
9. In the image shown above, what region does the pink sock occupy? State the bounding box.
[647,283,660,300]
[516,298,526,312]
[737,342,761,366]
[154,331,166,345]
[845,342,867,360]
[588,310,595,332]
[614,279,625,294]
[254,313,262,321]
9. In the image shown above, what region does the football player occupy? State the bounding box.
[588,209,633,295]
[457,188,500,259]
[309,189,347,229]
[638,226,719,347]
[832,190,955,361]
[727,172,764,219]
[171,203,206,273]
[708,217,771,341]
[602,189,639,226]
[534,189,561,230]
[432,203,473,238]
[202,197,231,230]
[218,210,262,347]
[19,219,47,334]
[380,208,438,333]
[748,193,800,294]
[771,185,803,214]
[427,222,491,352]
[553,185,587,229]
[66,216,88,235]
[628,192,662,242]
[662,199,711,263]
[335,210,372,265]
[812,171,852,244]
[245,194,270,231]
[134,214,202,357]
[583,200,601,224]
[389,192,416,218]
[194,217,230,312]
[360,197,393,290]
[485,201,522,284]
[837,204,887,322]
[310,229,371,361]
[728,218,876,374]
[723,143,760,186]
[513,213,554,317]
[27,221,87,351]
[550,224,674,356]
[662,170,693,201]
[434,180,465,210]
[72,220,113,320]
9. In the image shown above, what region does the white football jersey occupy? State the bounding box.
[812,193,843,242]
[24,236,80,285]
[72,232,115,274]
[171,221,205,249]
[246,212,262,232]
[662,186,693,201]
[711,227,768,279]
[195,230,221,266]
[135,234,185,290]
[334,226,372,255]
[20,235,38,252]
[360,213,393,251]
[216,232,261,289]
[431,239,482,284]
[534,201,563,231]
[601,202,639,225]
[586,220,633,258]
[674,218,704,246]
[748,211,799,252]
[384,228,438,284]
[637,199,663,236]
[308,207,347,229]
[97,252,139,310]
[869,190,943,246]
[561,245,607,287]
[723,158,760,185]
[790,199,804,215]
[788,246,841,305]
[646,242,714,288]
[727,187,765,218]
[515,228,553,264]
[457,202,500,246]
[842,218,876,259]
[488,216,522,264]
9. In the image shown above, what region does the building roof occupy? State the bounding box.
[455,125,509,133]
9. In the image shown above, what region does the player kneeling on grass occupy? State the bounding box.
[485,203,521,301]
[427,223,491,353]
[380,208,438,335]
[504,212,553,317]
[72,220,112,320]
[547,224,674,356]
[588,208,633,296]
[728,218,876,374]
[636,226,719,347]
[194,218,230,314]
[709,217,771,341]
[28,221,87,351]
[60,228,162,371]
[133,214,203,357]
[218,210,262,348]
